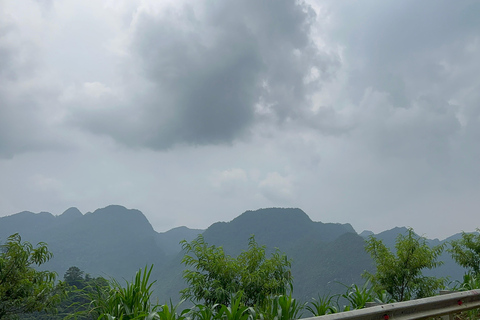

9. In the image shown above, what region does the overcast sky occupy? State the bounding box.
[1,0,479,240]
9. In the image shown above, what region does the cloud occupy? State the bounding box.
[69,0,338,149]
[259,172,294,204]
[1,0,480,239]
[0,5,65,158]
[315,0,480,162]
[30,174,63,191]
[210,168,248,197]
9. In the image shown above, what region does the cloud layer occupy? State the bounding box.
[65,0,338,150]
[1,0,479,238]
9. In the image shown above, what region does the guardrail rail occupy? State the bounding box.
[301,289,480,320]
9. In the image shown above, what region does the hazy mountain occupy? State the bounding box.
[156,226,203,256]
[0,205,471,303]
[0,205,166,280]
[202,208,355,255]
[0,211,58,245]
[359,230,374,238]
[152,208,369,302]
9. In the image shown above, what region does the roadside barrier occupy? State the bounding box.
[301,289,480,320]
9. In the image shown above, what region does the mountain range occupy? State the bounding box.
[0,205,470,302]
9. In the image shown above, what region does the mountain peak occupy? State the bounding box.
[87,205,154,234]
[359,230,374,238]
[92,204,128,214]
[60,207,83,218]
[235,207,312,223]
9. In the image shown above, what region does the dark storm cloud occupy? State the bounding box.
[72,0,337,149]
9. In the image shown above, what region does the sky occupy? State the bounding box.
[1,0,479,240]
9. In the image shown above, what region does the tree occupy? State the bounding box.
[64,266,85,289]
[364,228,445,301]
[0,233,61,319]
[448,229,480,275]
[180,235,292,307]
[43,267,108,320]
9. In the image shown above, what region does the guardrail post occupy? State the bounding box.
[439,290,455,320]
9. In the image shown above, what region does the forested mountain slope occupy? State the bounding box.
[0,205,165,280]
[0,205,468,303]
[153,208,371,302]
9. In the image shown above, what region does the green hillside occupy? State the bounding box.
[0,205,469,304]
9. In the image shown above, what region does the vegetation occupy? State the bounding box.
[87,265,158,319]
[4,221,480,320]
[364,228,446,301]
[0,234,62,319]
[340,281,376,310]
[448,229,480,275]
[180,235,292,307]
[0,207,374,302]
[305,294,337,316]
[18,267,108,320]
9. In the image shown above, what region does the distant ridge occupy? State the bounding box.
[0,205,165,280]
[0,205,470,302]
[203,207,355,255]
[156,226,204,256]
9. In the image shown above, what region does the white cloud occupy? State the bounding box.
[210,168,248,196]
[30,174,62,192]
[259,172,294,204]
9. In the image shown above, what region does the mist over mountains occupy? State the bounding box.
[0,205,468,302]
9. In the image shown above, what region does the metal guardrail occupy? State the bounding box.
[301,289,480,320]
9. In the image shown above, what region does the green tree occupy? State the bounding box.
[364,228,445,301]
[448,229,480,275]
[180,235,292,307]
[0,233,61,319]
[64,266,85,289]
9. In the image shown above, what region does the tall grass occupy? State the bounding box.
[305,294,337,316]
[255,294,304,320]
[88,265,158,320]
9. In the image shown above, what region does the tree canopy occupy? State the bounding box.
[180,235,292,307]
[364,228,445,301]
[448,229,480,275]
[0,233,61,319]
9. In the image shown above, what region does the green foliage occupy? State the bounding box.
[190,304,217,320]
[255,294,304,320]
[64,267,86,289]
[180,235,292,307]
[364,228,446,301]
[217,293,253,320]
[0,233,61,319]
[305,294,337,316]
[456,273,480,320]
[274,294,304,320]
[340,281,375,310]
[448,230,480,275]
[155,301,190,320]
[59,269,108,319]
[17,267,108,320]
[373,289,394,304]
[459,272,480,291]
[88,265,157,320]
